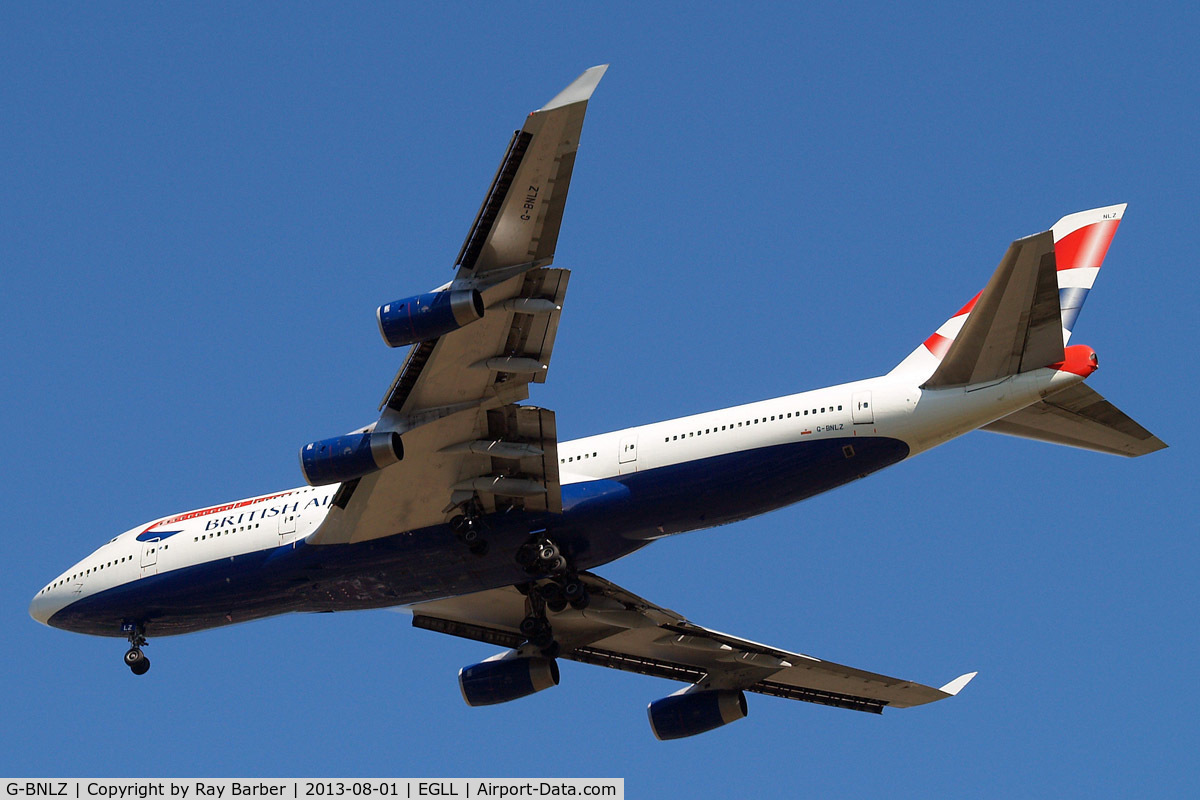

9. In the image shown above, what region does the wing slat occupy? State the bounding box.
[456,131,533,273]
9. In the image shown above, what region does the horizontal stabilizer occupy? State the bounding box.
[982,383,1167,457]
[923,231,1064,388]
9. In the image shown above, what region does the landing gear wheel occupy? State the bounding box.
[125,646,150,675]
[539,582,566,613]
[451,503,487,551]
[563,579,589,610]
[519,615,544,638]
[568,588,590,610]
[539,641,561,659]
[530,628,555,649]
[468,540,489,557]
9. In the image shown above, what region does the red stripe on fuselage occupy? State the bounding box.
[140,490,296,535]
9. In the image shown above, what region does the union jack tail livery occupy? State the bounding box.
[891,204,1126,385]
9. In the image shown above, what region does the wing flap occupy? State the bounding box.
[982,383,1167,456]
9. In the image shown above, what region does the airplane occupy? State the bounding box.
[29,65,1166,740]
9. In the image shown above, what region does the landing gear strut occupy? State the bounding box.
[518,594,559,658]
[123,626,150,676]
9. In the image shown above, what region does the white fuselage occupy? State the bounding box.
[29,364,1084,631]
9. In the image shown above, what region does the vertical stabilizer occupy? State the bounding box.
[1052,204,1125,344]
[890,205,1126,385]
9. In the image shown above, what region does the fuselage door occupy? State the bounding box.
[140,537,160,575]
[278,512,297,544]
[852,391,874,424]
[618,435,638,475]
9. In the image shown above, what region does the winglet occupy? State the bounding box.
[540,65,609,111]
[939,671,978,696]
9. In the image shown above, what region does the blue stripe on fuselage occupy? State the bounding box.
[48,435,909,637]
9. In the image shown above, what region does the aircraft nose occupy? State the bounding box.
[29,590,54,626]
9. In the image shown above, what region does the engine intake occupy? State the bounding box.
[458,656,559,707]
[299,431,403,486]
[377,289,484,348]
[647,689,748,740]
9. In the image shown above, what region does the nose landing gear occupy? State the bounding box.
[123,626,150,675]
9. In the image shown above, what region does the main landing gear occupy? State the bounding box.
[515,572,591,660]
[449,504,489,557]
[515,533,568,576]
[123,627,150,676]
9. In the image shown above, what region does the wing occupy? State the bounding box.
[309,66,607,545]
[411,572,976,713]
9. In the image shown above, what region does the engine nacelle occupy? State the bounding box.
[377,289,484,348]
[647,689,748,740]
[299,431,403,486]
[458,656,559,707]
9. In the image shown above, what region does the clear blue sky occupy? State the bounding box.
[3,3,1196,796]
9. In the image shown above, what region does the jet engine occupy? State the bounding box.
[646,689,748,740]
[458,656,559,707]
[299,431,403,486]
[377,289,484,348]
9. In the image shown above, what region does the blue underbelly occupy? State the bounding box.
[48,436,908,637]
